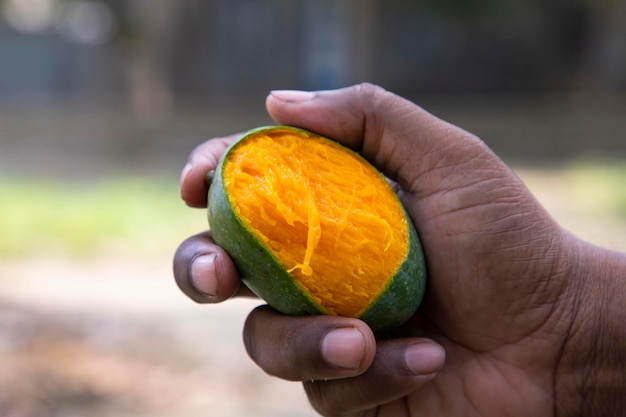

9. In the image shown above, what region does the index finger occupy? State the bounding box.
[173,230,256,303]
[180,134,239,208]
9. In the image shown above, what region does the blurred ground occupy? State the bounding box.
[0,257,316,417]
[1,96,626,417]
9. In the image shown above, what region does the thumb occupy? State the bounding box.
[265,83,497,197]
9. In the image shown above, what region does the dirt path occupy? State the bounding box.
[0,252,317,417]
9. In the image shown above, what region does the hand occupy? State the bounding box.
[173,84,625,416]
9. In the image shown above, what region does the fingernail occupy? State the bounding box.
[179,162,193,195]
[404,342,446,375]
[321,328,365,370]
[270,90,315,102]
[190,254,217,299]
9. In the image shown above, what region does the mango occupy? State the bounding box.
[207,126,426,331]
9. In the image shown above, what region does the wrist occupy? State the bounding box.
[556,237,626,416]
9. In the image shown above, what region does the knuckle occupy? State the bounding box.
[354,81,383,94]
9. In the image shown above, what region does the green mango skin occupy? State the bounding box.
[207,126,427,332]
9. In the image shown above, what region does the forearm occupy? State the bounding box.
[556,238,626,416]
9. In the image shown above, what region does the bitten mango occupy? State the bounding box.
[207,126,426,331]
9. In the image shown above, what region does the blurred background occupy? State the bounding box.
[1,1,625,416]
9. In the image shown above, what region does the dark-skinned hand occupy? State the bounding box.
[173,84,626,417]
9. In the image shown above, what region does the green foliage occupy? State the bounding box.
[2,160,625,260]
[567,160,626,218]
[0,177,206,258]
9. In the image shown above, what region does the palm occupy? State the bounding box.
[402,341,553,415]
[383,146,568,416]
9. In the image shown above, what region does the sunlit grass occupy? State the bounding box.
[566,159,626,217]
[2,160,626,259]
[0,176,208,258]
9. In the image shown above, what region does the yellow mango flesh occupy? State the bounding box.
[223,132,409,317]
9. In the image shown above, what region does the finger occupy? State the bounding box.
[243,306,376,381]
[265,83,492,195]
[180,134,239,208]
[303,338,445,417]
[173,231,255,303]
